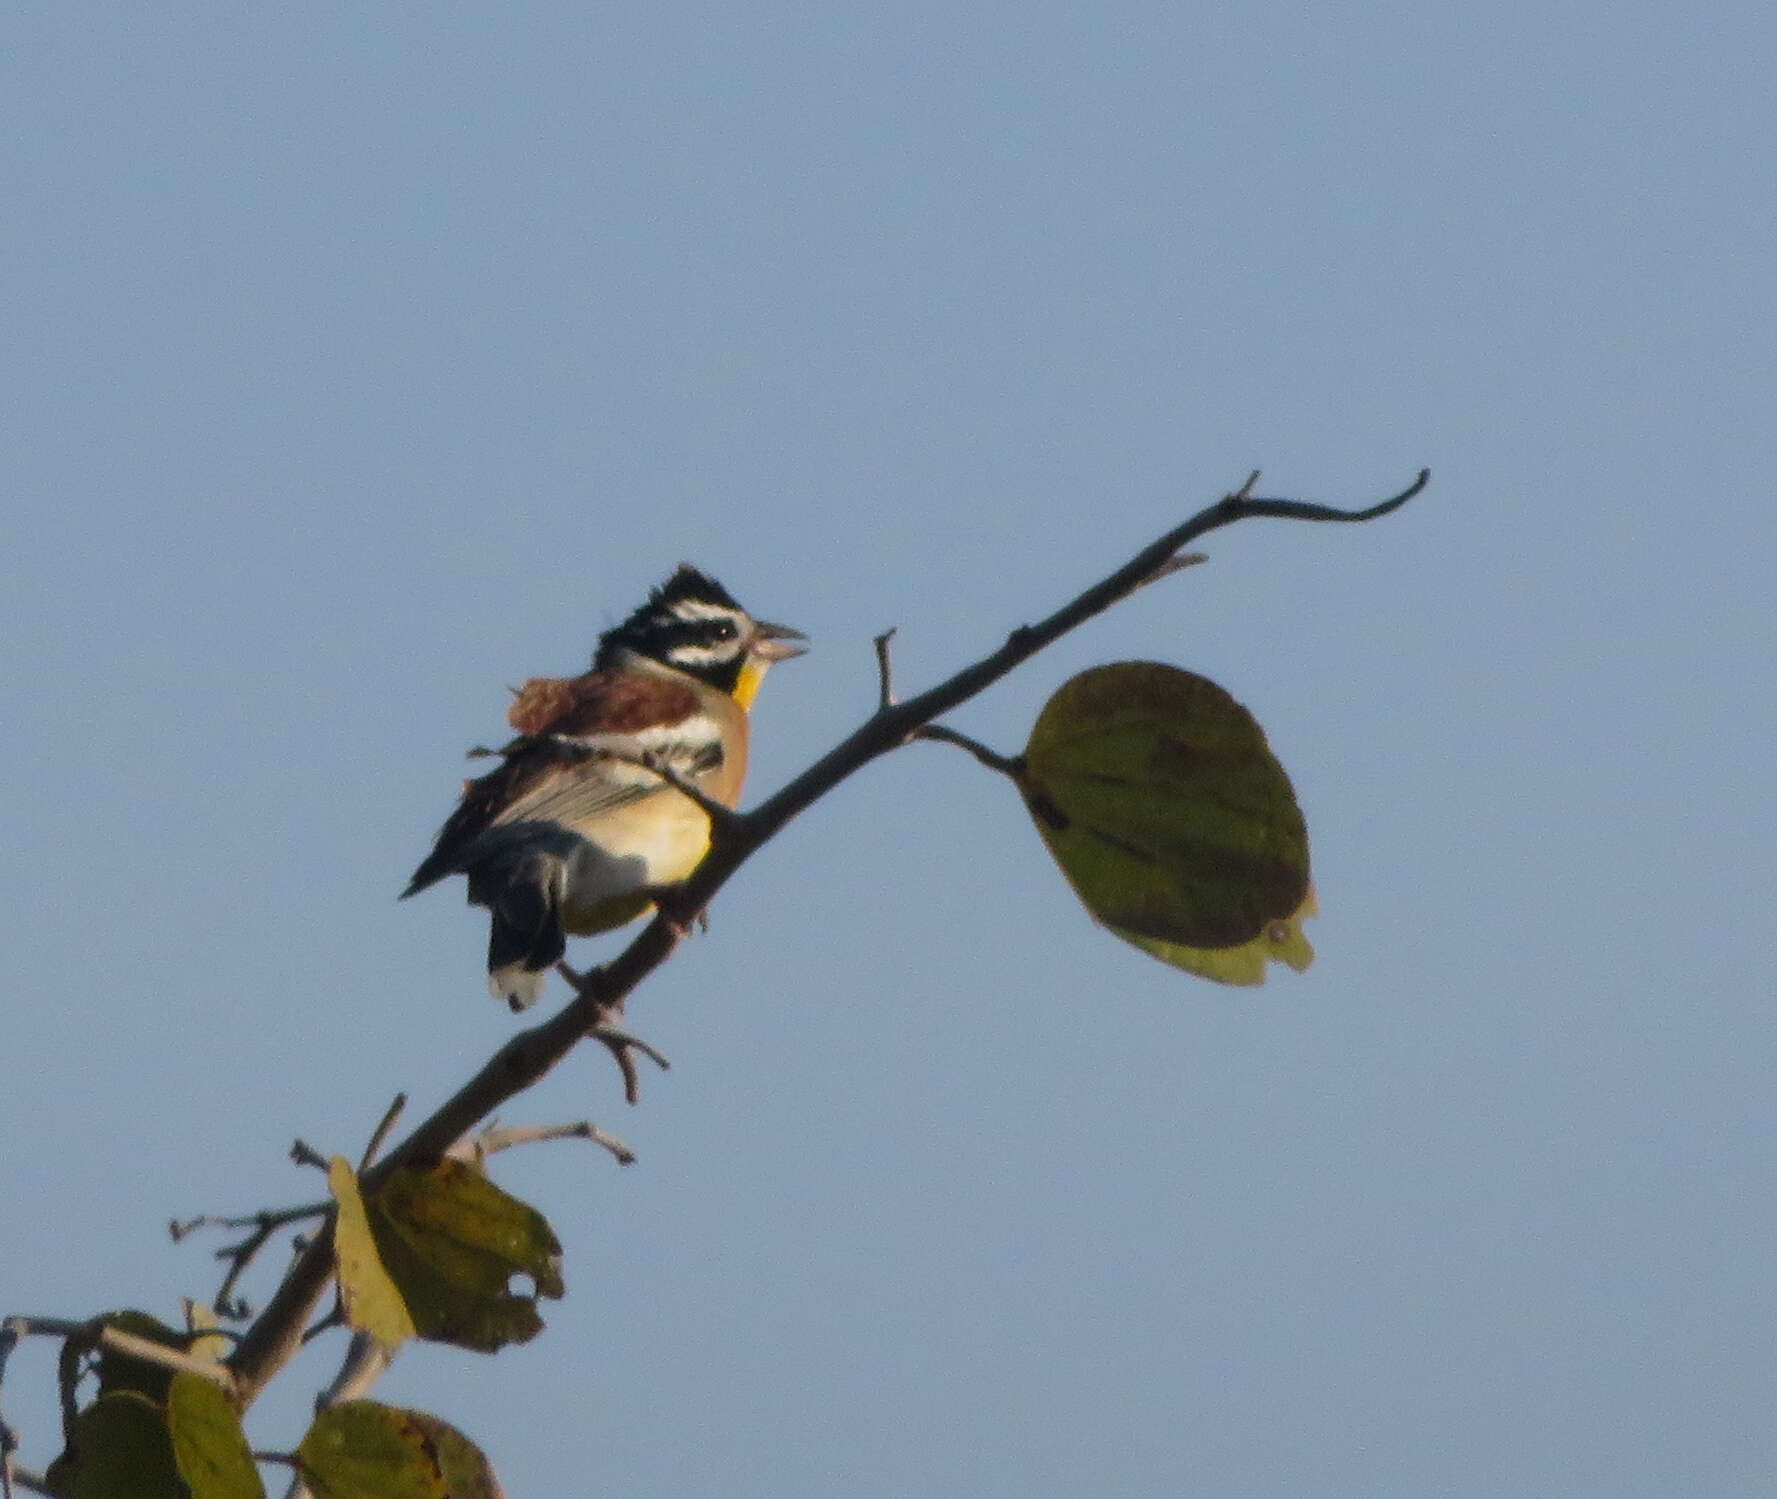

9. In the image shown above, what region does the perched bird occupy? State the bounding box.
[403,565,806,1009]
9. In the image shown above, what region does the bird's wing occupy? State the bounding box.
[402,671,721,896]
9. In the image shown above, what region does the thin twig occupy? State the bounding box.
[0,1320,20,1499]
[1137,550,1208,589]
[874,628,899,710]
[450,1120,637,1168]
[225,467,1426,1407]
[8,1466,51,1499]
[591,1025,672,1074]
[299,1303,344,1347]
[5,1318,236,1397]
[169,1203,331,1244]
[172,1201,332,1323]
[622,749,745,835]
[316,1331,388,1410]
[359,1094,408,1172]
[589,1024,672,1105]
[913,724,1023,778]
[211,1223,280,1322]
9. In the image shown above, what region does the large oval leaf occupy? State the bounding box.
[365,1161,564,1353]
[298,1401,505,1499]
[1019,661,1314,983]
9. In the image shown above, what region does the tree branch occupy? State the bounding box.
[3,1317,237,1400]
[448,1119,637,1168]
[225,468,1426,1407]
[873,629,899,710]
[914,724,1023,778]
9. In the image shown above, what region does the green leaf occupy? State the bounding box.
[46,1390,184,1499]
[330,1157,419,1352]
[1019,661,1315,984]
[1113,888,1318,985]
[298,1401,503,1499]
[93,1310,185,1404]
[365,1160,564,1353]
[298,1401,448,1499]
[405,1412,507,1499]
[167,1372,267,1499]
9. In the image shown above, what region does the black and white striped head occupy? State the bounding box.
[594,564,806,702]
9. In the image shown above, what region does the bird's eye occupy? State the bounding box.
[712,619,739,641]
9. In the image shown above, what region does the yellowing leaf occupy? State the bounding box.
[1019,662,1314,983]
[405,1412,508,1499]
[298,1401,505,1499]
[330,1157,418,1352]
[1115,886,1318,986]
[167,1372,268,1499]
[297,1401,449,1499]
[365,1160,564,1354]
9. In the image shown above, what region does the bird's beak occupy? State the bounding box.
[748,620,809,662]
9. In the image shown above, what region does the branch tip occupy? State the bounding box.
[873,628,899,710]
[359,1094,408,1171]
[453,1120,637,1168]
[289,1141,328,1172]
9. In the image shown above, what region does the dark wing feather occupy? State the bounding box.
[401,669,713,898]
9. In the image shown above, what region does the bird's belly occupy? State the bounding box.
[556,799,713,935]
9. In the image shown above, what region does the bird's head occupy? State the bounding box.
[595,564,807,705]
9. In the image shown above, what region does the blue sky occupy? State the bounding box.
[3,3,1774,1495]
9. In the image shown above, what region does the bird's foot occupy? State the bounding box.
[646,885,710,939]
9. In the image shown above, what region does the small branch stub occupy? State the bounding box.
[874,628,899,711]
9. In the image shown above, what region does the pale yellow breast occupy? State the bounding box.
[558,683,750,935]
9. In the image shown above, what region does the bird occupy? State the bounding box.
[402,565,806,1009]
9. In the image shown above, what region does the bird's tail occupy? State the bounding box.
[472,853,567,1012]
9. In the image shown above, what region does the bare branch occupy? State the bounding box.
[874,628,899,710]
[359,1094,408,1172]
[589,1025,671,1075]
[289,1140,328,1172]
[914,725,1023,779]
[170,1203,330,1245]
[171,1200,331,1322]
[316,1330,388,1409]
[4,1317,236,1398]
[590,1024,672,1106]
[450,1120,637,1168]
[226,467,1426,1407]
[1236,467,1429,523]
[8,1465,53,1499]
[0,1320,21,1499]
[1136,550,1208,589]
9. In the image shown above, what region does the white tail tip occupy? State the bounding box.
[490,963,547,1012]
